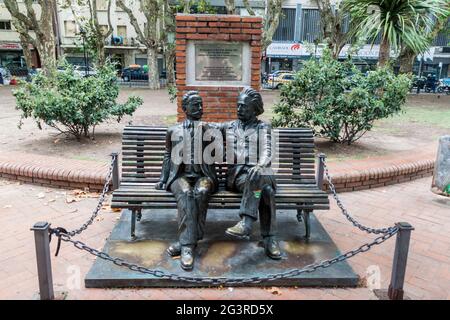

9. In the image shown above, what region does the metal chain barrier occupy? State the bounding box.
[321,157,397,235]
[48,226,398,285]
[44,153,402,285]
[65,154,116,237]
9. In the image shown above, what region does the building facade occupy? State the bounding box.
[58,0,165,73]
[0,1,41,73]
[0,0,448,77]
[262,0,450,77]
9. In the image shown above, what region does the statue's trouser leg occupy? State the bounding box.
[235,173,276,228]
[259,184,277,238]
[194,177,214,241]
[235,173,259,221]
[170,177,197,246]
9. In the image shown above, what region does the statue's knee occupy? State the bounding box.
[262,185,274,196]
[194,187,211,198]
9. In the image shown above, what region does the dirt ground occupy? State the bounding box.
[0,86,448,163]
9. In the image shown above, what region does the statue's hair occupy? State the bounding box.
[182,91,201,111]
[240,87,264,116]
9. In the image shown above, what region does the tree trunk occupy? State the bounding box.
[398,47,416,74]
[96,41,106,67]
[225,0,236,14]
[378,36,390,67]
[165,45,175,85]
[147,46,160,89]
[19,34,34,68]
[37,37,56,75]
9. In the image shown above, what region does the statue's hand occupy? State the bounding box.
[155,181,166,190]
[248,165,262,183]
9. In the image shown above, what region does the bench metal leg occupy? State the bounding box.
[302,210,311,240]
[296,209,303,222]
[137,209,142,222]
[131,209,137,240]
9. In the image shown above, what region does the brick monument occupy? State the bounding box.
[175,14,262,122]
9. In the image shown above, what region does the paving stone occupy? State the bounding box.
[0,176,449,299]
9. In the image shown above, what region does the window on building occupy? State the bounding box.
[64,20,77,37]
[273,8,296,41]
[96,0,108,11]
[301,9,322,43]
[0,21,12,31]
[117,25,127,38]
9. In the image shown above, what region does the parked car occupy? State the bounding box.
[268,70,292,82]
[121,66,149,82]
[26,68,42,82]
[0,66,11,84]
[270,73,295,89]
[74,65,97,77]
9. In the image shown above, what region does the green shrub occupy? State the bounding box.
[14,60,143,140]
[272,50,412,144]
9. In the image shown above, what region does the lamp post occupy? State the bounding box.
[313,38,320,60]
[79,27,89,77]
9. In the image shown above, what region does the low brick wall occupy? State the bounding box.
[323,159,435,192]
[175,14,262,123]
[0,154,434,194]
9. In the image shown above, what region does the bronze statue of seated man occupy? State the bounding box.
[155,91,218,271]
[216,87,282,260]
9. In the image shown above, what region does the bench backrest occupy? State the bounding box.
[120,125,316,189]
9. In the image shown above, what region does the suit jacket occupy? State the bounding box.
[215,119,276,191]
[159,120,219,192]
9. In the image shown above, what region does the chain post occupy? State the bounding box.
[30,222,54,300]
[388,222,414,300]
[111,152,119,191]
[317,153,326,191]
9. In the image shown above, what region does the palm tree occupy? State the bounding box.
[343,0,449,67]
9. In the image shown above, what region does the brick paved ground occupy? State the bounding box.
[0,177,449,300]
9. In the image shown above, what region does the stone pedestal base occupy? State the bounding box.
[85,209,359,288]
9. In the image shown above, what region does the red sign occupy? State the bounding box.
[0,42,22,50]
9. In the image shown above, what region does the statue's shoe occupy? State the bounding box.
[180,246,194,271]
[264,237,282,260]
[225,220,251,240]
[167,242,181,257]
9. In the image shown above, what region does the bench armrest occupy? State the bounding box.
[111,152,120,191]
[316,153,326,191]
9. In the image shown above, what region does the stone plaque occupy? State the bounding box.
[195,43,243,81]
[186,41,251,86]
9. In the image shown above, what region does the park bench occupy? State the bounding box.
[111,125,330,240]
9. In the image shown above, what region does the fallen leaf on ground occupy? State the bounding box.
[48,199,56,203]
[71,189,86,196]
[66,196,77,203]
[112,207,121,212]
[266,287,282,295]
[37,192,45,199]
[3,205,12,209]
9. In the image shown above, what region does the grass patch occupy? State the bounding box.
[378,106,450,129]
[163,114,177,125]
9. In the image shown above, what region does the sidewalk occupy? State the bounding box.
[1,176,448,300]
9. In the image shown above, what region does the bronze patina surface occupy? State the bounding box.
[85,209,358,287]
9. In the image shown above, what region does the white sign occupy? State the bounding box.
[267,42,401,59]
